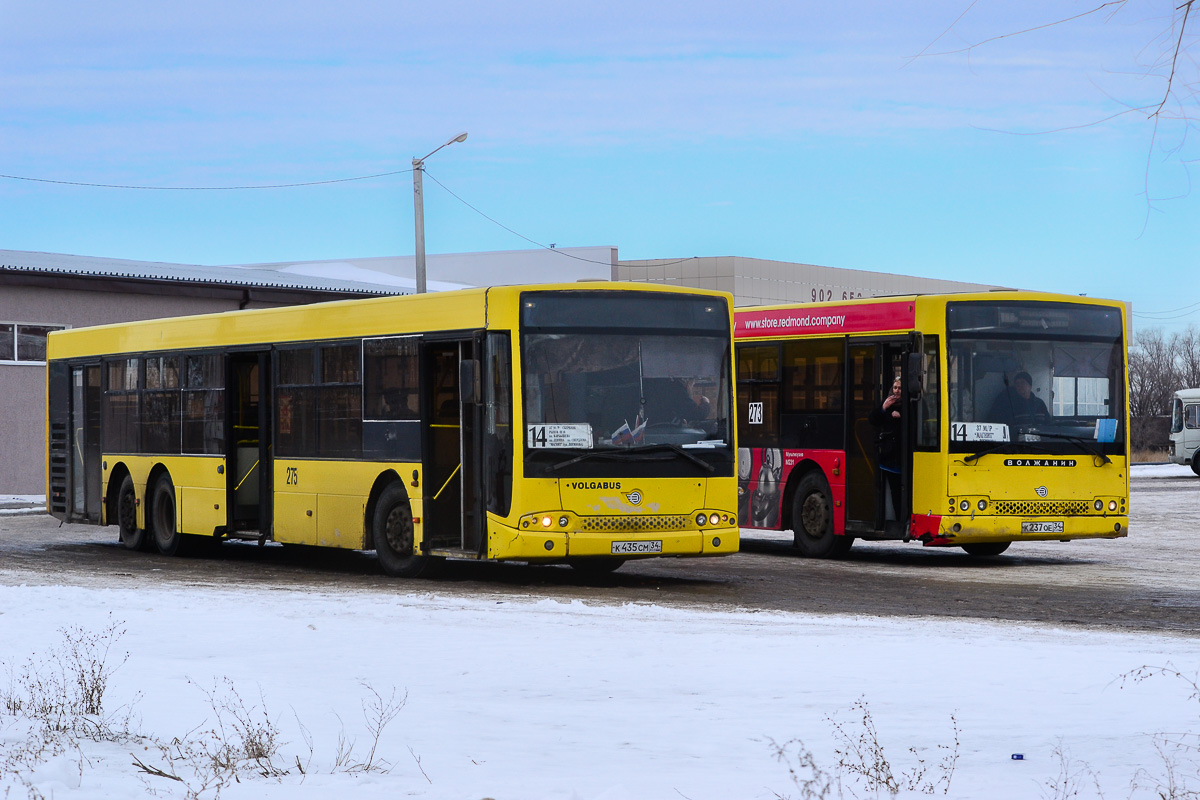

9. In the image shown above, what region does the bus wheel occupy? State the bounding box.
[373,484,433,578]
[116,475,150,551]
[792,472,839,558]
[150,474,186,556]
[568,557,626,576]
[1191,454,1200,477]
[961,542,1011,556]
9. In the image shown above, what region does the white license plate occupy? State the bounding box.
[611,540,663,555]
[1022,521,1065,534]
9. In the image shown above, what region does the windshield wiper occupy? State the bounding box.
[963,441,1027,464]
[626,442,716,472]
[1026,431,1113,464]
[964,436,1112,465]
[550,443,715,473]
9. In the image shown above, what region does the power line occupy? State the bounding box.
[0,168,414,190]
[1,163,700,269]
[423,169,697,269]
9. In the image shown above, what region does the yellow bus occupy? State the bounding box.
[46,284,738,576]
[734,291,1128,556]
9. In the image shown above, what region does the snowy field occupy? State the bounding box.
[1,467,1197,799]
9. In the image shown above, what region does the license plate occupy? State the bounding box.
[611,540,662,554]
[1022,521,1065,534]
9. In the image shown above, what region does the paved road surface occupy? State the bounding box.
[1,475,1196,635]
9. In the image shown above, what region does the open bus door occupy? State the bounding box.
[227,351,271,537]
[421,335,485,555]
[844,338,917,538]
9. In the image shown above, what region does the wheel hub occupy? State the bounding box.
[801,493,829,537]
[385,506,414,554]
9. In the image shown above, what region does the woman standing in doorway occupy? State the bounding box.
[869,376,903,522]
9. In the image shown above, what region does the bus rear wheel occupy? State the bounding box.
[791,472,843,558]
[1191,454,1200,477]
[151,474,188,556]
[961,542,1011,556]
[116,474,150,551]
[373,484,434,578]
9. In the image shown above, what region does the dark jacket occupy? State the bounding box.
[869,402,902,471]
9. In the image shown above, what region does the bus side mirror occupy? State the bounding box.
[460,359,480,405]
[907,351,924,396]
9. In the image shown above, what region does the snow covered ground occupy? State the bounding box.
[2,584,1199,798]
[1,468,1197,799]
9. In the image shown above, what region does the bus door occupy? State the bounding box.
[228,351,272,534]
[844,339,914,537]
[63,364,102,523]
[422,336,484,554]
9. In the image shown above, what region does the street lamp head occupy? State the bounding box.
[452,131,468,144]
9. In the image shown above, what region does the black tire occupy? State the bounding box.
[150,474,186,556]
[115,474,150,551]
[961,541,1011,556]
[373,483,434,578]
[1191,454,1200,477]
[791,472,844,558]
[568,557,626,576]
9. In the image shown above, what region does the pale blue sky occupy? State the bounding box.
[0,1,1194,327]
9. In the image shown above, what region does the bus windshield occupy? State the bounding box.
[946,301,1125,456]
[521,292,732,476]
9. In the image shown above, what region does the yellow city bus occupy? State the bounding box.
[734,291,1128,557]
[45,283,738,576]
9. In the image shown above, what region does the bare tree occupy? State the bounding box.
[917,2,1197,206]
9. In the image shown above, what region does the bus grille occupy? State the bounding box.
[579,515,689,533]
[993,500,1092,516]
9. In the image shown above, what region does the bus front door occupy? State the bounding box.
[845,340,912,538]
[422,338,484,555]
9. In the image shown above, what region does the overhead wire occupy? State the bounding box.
[0,168,414,190]
[423,169,696,268]
[0,164,698,268]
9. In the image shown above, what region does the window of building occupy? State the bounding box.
[0,322,68,363]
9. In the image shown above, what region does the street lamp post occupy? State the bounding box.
[412,131,468,294]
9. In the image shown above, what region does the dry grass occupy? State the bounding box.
[1132,447,1171,463]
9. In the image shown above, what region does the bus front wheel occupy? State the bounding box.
[116,475,150,551]
[373,484,434,578]
[961,542,1011,556]
[151,474,186,556]
[791,472,842,558]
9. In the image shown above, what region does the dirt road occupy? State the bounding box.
[2,475,1196,635]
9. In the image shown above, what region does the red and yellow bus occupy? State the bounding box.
[46,283,738,576]
[735,292,1128,556]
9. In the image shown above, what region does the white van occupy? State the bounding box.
[1169,388,1200,475]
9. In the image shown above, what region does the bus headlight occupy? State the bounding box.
[1094,500,1104,511]
[1108,500,1118,511]
[696,513,707,526]
[541,516,553,527]
[558,516,569,528]
[960,500,970,512]
[709,513,721,526]
[977,500,988,511]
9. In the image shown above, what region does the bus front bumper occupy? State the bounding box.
[914,513,1129,546]
[486,521,740,561]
